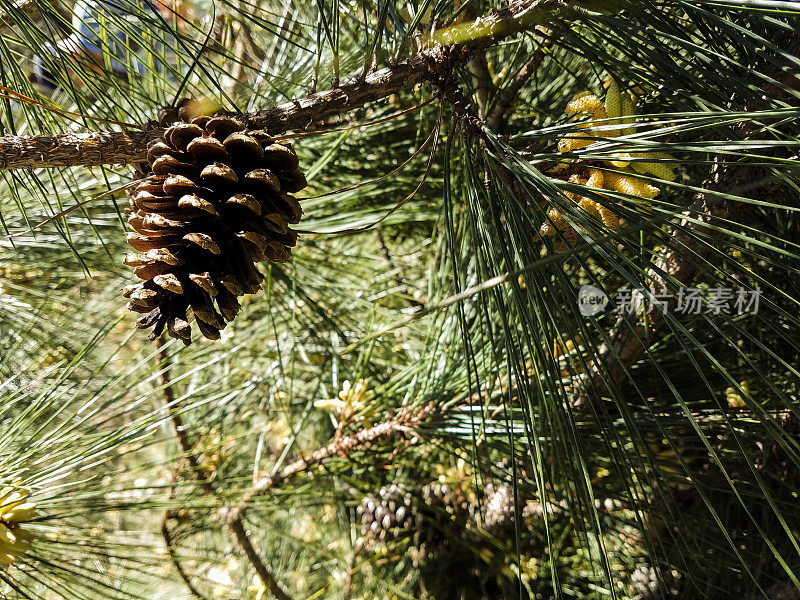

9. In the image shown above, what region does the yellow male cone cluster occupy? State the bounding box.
[553,336,580,359]
[0,486,37,568]
[542,78,679,251]
[565,90,606,118]
[558,91,605,153]
[725,380,751,408]
[539,168,620,250]
[620,92,637,136]
[314,379,375,428]
[604,80,622,120]
[604,171,660,200]
[552,336,588,376]
[630,151,678,182]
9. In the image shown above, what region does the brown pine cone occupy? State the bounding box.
[123,101,307,343]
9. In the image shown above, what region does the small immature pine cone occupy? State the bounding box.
[358,484,416,542]
[357,481,472,554]
[124,100,307,343]
[480,482,516,534]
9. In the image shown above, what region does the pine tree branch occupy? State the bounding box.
[226,515,292,600]
[0,130,150,171]
[565,67,800,410]
[155,341,215,496]
[0,50,452,171]
[217,405,434,598]
[222,405,434,523]
[0,0,609,172]
[154,338,293,600]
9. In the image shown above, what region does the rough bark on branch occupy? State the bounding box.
[0,0,606,171]
[0,48,457,170]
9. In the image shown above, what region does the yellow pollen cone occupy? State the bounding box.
[566,92,603,115]
[605,171,660,199]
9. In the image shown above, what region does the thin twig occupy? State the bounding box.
[222,405,434,524]
[155,340,214,494]
[468,51,492,121]
[0,0,606,171]
[161,509,210,600]
[486,38,552,131]
[374,229,425,309]
[154,338,293,600]
[342,541,361,600]
[226,515,292,600]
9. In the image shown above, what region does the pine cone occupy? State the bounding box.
[357,483,416,542]
[357,482,472,554]
[480,482,516,534]
[415,482,472,551]
[123,100,307,343]
[629,565,681,600]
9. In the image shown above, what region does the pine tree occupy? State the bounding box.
[0,0,798,598]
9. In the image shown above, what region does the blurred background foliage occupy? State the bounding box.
[0,0,799,598]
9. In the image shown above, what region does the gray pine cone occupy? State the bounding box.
[357,482,471,552]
